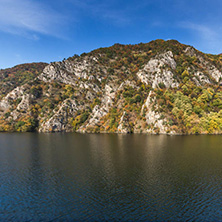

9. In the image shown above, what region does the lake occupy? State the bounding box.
[0,133,222,221]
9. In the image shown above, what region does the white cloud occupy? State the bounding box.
[68,0,131,26]
[178,21,222,54]
[179,22,217,41]
[0,0,66,37]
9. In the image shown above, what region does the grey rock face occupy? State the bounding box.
[117,111,131,133]
[0,41,221,134]
[142,91,169,134]
[0,86,25,111]
[39,99,79,132]
[137,51,179,88]
[184,47,222,82]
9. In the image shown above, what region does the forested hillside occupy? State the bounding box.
[0,40,221,134]
[0,63,47,98]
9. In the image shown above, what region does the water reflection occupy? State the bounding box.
[0,133,222,221]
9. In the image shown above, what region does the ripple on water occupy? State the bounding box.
[0,134,222,221]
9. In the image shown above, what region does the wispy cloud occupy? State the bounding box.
[68,0,131,26]
[0,0,66,38]
[179,22,217,41]
[178,21,222,54]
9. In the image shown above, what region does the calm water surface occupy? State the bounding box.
[0,133,222,221]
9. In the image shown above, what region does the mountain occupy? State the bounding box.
[0,63,47,97]
[0,39,222,134]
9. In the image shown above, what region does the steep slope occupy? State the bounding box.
[0,40,222,134]
[0,63,47,98]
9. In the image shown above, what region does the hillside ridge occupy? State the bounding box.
[0,40,222,134]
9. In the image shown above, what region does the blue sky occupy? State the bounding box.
[0,0,222,68]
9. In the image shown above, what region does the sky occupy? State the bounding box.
[0,0,222,69]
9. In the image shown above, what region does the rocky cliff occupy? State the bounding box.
[0,40,222,134]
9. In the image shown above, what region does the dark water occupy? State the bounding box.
[0,133,222,221]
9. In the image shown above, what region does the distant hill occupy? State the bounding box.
[0,40,221,134]
[0,63,47,97]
